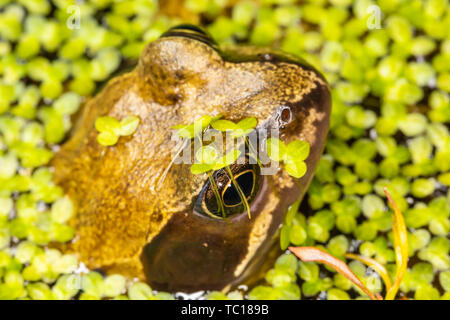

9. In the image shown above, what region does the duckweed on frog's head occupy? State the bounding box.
[52,25,331,292]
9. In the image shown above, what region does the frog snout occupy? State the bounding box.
[137,24,221,89]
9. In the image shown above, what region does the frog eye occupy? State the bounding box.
[160,24,219,51]
[194,158,261,219]
[221,170,256,207]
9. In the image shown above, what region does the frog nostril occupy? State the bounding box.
[280,107,292,123]
[160,24,219,51]
[274,106,293,129]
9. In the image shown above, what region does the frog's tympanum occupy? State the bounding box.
[52,25,331,292]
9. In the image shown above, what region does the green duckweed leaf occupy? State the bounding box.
[191,147,241,175]
[237,117,257,130]
[211,117,257,138]
[280,224,291,250]
[234,117,257,137]
[267,138,310,178]
[267,137,287,162]
[285,199,301,226]
[284,159,307,178]
[95,116,120,134]
[213,149,241,170]
[118,116,140,136]
[195,145,219,165]
[190,163,214,175]
[286,140,310,162]
[210,119,237,132]
[97,131,119,146]
[173,115,218,139]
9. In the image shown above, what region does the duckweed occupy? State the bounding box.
[95,115,140,146]
[0,0,448,300]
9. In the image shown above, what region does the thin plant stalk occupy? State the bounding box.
[225,165,251,219]
[289,246,381,300]
[245,136,281,200]
[244,137,262,167]
[345,253,392,292]
[208,171,226,218]
[197,174,222,220]
[384,188,408,300]
[156,138,189,190]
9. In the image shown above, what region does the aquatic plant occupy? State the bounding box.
[267,137,310,178]
[95,115,140,146]
[0,0,449,300]
[289,189,408,300]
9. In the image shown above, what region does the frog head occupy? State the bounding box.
[52,25,331,292]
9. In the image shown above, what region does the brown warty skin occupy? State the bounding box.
[52,25,331,292]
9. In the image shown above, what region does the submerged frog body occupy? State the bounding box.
[52,25,331,292]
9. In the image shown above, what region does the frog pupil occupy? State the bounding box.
[194,161,260,218]
[222,171,255,207]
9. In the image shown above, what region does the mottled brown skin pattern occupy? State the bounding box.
[52,26,331,292]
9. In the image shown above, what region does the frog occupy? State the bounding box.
[52,25,331,293]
